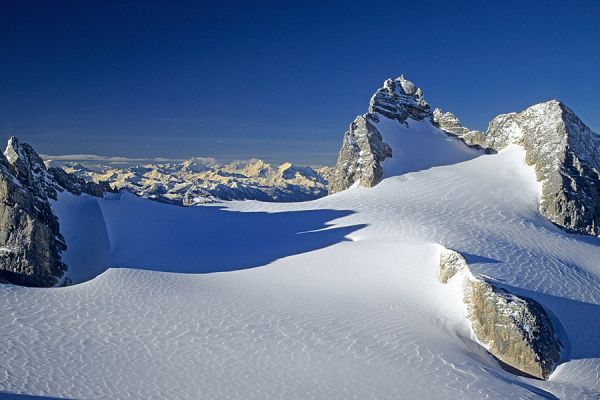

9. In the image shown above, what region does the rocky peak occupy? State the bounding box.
[369,75,431,122]
[332,75,600,235]
[438,247,562,380]
[329,113,392,194]
[4,136,57,200]
[436,99,600,235]
[0,137,109,286]
[329,74,430,194]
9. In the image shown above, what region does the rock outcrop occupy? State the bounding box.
[438,248,562,380]
[369,75,431,122]
[0,137,108,287]
[435,100,600,235]
[432,108,488,151]
[328,114,392,194]
[329,76,431,194]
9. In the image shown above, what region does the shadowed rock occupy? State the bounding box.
[0,137,108,286]
[438,247,562,380]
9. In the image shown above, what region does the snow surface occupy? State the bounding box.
[1,119,600,399]
[376,117,481,178]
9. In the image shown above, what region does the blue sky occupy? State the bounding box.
[1,1,599,165]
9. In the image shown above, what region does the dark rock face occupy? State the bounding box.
[49,166,111,197]
[0,137,107,287]
[432,108,488,151]
[329,76,431,194]
[438,248,562,380]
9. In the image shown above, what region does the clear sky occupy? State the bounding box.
[1,1,599,165]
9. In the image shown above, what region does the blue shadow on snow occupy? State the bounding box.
[101,195,366,274]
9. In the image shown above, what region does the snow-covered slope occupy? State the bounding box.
[376,117,480,178]
[1,139,599,398]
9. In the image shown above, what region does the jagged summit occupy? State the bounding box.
[368,75,431,122]
[329,74,461,194]
[0,137,108,286]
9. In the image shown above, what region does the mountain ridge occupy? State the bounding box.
[52,157,332,205]
[330,75,600,235]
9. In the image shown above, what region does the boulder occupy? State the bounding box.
[438,247,562,380]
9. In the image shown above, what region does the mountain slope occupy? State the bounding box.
[435,100,600,235]
[332,76,600,236]
[2,77,600,398]
[1,138,600,399]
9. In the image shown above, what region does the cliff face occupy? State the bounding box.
[435,100,600,235]
[329,76,431,194]
[0,137,107,287]
[328,114,392,194]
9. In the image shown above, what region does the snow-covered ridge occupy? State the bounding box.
[435,100,600,235]
[2,76,600,398]
[47,157,332,205]
[332,74,600,235]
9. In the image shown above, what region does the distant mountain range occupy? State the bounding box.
[44,156,333,205]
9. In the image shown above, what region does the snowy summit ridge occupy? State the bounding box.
[331,74,600,236]
[435,99,600,235]
[328,75,432,193]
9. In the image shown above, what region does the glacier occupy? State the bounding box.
[1,118,599,398]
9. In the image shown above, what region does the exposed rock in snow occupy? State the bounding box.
[432,108,488,151]
[438,248,562,380]
[438,247,469,283]
[334,74,600,235]
[328,114,392,194]
[51,157,331,204]
[436,100,600,235]
[0,137,108,286]
[329,76,432,193]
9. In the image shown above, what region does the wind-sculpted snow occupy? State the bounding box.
[98,192,365,275]
[2,143,600,398]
